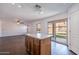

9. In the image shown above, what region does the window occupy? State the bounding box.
[36,23,41,32]
[56,21,67,33]
[55,21,67,37]
[48,23,53,35]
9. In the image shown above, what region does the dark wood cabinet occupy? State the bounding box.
[25,35,51,55]
[33,39,40,55]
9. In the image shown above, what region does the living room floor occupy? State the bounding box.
[51,41,75,55]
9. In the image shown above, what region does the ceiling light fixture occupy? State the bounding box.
[16,18,21,24]
[16,18,24,25]
[17,5,22,8]
[35,4,44,14]
[17,20,20,24]
[11,3,22,8]
[11,3,15,5]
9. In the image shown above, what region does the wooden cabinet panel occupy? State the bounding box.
[25,36,29,53]
[25,36,34,54]
[25,35,51,55]
[33,39,40,55]
[40,38,51,55]
[30,37,34,54]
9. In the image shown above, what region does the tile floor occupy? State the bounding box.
[51,41,75,55]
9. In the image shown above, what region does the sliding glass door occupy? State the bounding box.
[48,19,68,45]
[55,20,67,45]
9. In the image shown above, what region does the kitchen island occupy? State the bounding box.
[25,33,52,55]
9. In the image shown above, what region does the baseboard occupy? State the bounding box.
[69,50,77,55]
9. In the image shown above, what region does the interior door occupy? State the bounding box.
[70,11,79,54]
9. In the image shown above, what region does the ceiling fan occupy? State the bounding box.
[34,4,44,14]
[16,18,24,24]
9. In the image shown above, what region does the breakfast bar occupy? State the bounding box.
[25,33,52,55]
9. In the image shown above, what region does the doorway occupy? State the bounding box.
[48,18,68,45]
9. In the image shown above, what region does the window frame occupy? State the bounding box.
[36,23,41,33]
[48,22,53,35]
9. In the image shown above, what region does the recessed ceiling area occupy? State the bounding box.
[0,3,72,22]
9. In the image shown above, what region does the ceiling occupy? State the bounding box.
[0,3,72,22]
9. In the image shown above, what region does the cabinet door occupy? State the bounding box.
[70,11,79,54]
[33,39,40,55]
[25,36,29,52]
[25,36,35,54]
[40,38,51,55]
[25,36,27,49]
[30,37,34,55]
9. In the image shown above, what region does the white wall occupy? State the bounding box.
[68,4,79,54]
[0,20,2,37]
[1,20,27,37]
[28,12,67,35]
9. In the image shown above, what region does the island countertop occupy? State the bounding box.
[26,33,53,39]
